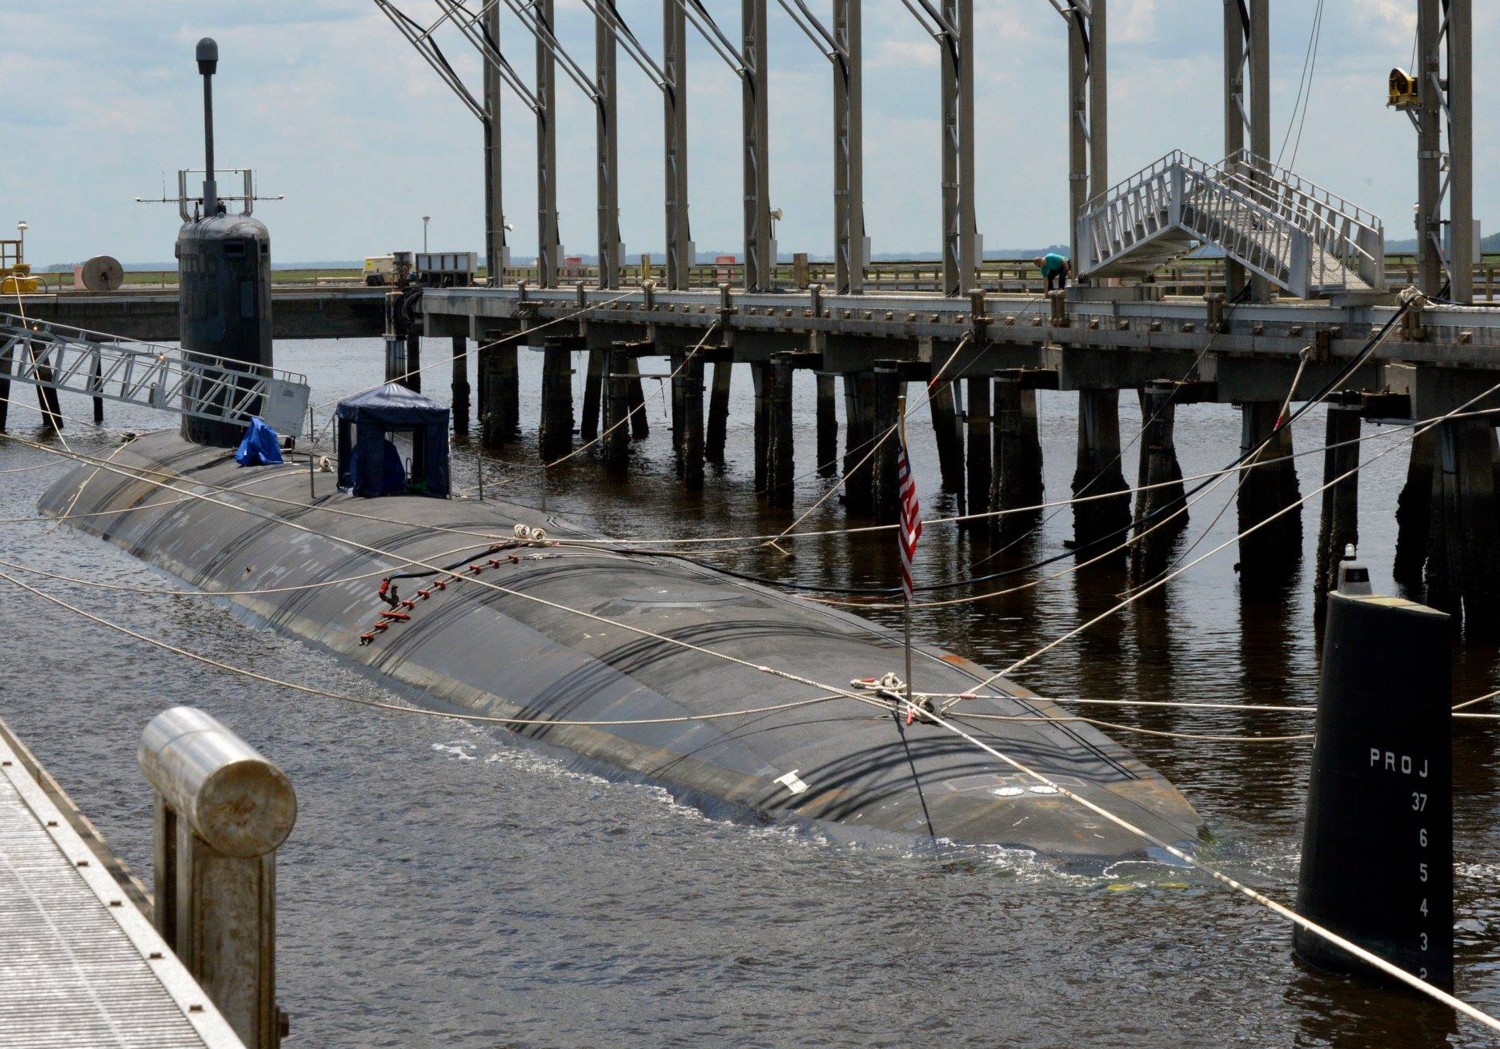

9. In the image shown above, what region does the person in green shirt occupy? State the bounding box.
[1034,252,1071,291]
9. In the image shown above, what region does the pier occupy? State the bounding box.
[8,285,386,342]
[0,718,243,1048]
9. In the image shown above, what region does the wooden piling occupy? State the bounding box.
[751,362,770,494]
[965,375,992,533]
[681,355,705,491]
[871,363,902,524]
[670,351,687,477]
[992,375,1045,541]
[603,348,630,474]
[1072,389,1131,556]
[928,377,966,505]
[767,353,795,508]
[1314,405,1362,612]
[816,372,838,478]
[625,356,649,440]
[539,337,574,462]
[1394,427,1437,589]
[478,342,520,451]
[843,371,875,517]
[1236,401,1302,579]
[580,349,605,441]
[450,336,469,439]
[402,332,422,393]
[1425,417,1500,635]
[1130,382,1188,583]
[706,360,732,465]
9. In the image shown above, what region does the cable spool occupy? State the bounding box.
[81,255,124,291]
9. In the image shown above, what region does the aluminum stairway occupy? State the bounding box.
[1077,150,1386,299]
[0,314,309,435]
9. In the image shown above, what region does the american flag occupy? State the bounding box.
[896,424,922,602]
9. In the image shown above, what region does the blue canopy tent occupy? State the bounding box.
[335,383,450,498]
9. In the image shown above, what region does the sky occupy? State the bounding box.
[2,1,1495,267]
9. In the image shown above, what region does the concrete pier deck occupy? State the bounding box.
[0,720,242,1048]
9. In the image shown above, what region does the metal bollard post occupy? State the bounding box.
[140,707,296,1049]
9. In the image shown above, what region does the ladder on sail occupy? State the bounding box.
[1076,150,1386,299]
[0,314,310,435]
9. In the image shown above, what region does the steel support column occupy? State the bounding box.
[483,3,506,286]
[664,1,692,289]
[1063,1,1106,278]
[940,0,975,297]
[597,6,621,289]
[833,0,864,293]
[743,0,772,291]
[1223,0,1270,301]
[1415,0,1473,302]
[536,0,560,288]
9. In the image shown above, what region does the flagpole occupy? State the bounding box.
[898,394,913,710]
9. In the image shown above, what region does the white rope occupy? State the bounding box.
[890,691,1500,1034]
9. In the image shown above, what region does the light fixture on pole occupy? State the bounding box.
[422,215,430,253]
[16,220,28,262]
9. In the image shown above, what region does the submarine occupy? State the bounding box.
[37,38,1204,862]
[39,413,1204,860]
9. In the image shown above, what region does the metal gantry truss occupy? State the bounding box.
[1408,0,1473,302]
[371,2,1470,301]
[0,316,310,436]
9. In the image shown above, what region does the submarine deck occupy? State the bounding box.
[40,432,1204,859]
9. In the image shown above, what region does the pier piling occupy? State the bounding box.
[1236,401,1302,580]
[991,374,1045,541]
[580,349,605,442]
[871,363,902,523]
[1072,389,1131,556]
[706,360,732,465]
[843,371,875,517]
[751,362,770,494]
[539,337,574,462]
[626,356,649,440]
[1314,405,1361,611]
[1425,417,1500,635]
[478,341,520,450]
[1394,427,1438,590]
[767,353,795,507]
[450,335,469,439]
[403,330,422,393]
[929,377,966,504]
[681,354,705,491]
[816,372,838,478]
[1131,381,1188,582]
[965,375,992,533]
[603,349,630,473]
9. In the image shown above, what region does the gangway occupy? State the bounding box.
[0,314,309,436]
[1076,151,1386,300]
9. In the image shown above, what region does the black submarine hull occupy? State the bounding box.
[41,433,1204,859]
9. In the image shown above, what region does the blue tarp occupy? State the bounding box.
[334,383,450,498]
[235,417,284,467]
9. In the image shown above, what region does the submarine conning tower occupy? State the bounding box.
[178,37,273,448]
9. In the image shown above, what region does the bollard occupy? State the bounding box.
[1293,560,1453,990]
[140,707,296,1048]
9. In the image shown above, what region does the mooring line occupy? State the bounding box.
[903,693,1500,1034]
[13,437,1500,1030]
